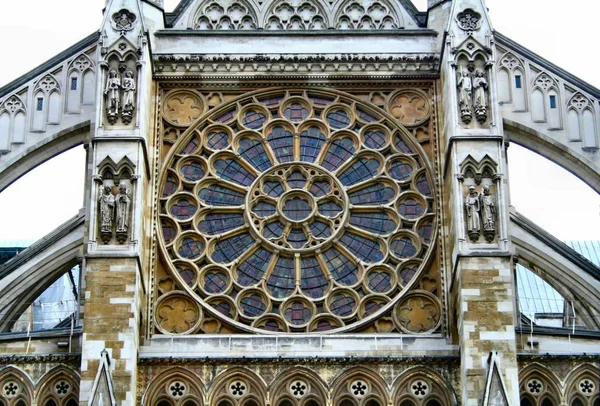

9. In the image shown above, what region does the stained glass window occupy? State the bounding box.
[159,90,435,333]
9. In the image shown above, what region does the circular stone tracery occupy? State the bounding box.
[159,89,437,334]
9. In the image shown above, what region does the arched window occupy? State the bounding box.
[521,397,534,406]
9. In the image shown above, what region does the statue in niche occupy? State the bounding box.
[104,69,121,124]
[98,185,115,244]
[121,70,136,125]
[465,186,481,242]
[481,185,496,242]
[457,68,473,124]
[115,182,131,244]
[473,69,489,123]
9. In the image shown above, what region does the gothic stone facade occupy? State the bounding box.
[0,0,599,405]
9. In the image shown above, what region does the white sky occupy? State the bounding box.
[0,0,598,242]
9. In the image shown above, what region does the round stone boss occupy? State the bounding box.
[158,88,437,334]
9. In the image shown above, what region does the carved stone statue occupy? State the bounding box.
[121,70,136,125]
[473,69,489,123]
[481,185,496,242]
[465,186,481,242]
[115,183,131,244]
[98,185,115,244]
[104,69,121,124]
[457,69,473,124]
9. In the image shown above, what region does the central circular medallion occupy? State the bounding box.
[247,163,348,253]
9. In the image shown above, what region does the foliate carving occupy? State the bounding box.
[158,89,437,334]
[349,380,369,399]
[104,68,136,125]
[193,0,257,30]
[457,8,482,31]
[112,9,137,32]
[337,0,398,30]
[3,381,20,398]
[393,291,441,334]
[162,90,206,127]
[387,89,431,126]
[155,293,202,334]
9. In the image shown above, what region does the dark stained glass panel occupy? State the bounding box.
[212,233,254,263]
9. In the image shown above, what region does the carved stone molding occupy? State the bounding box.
[456,8,482,31]
[112,9,137,32]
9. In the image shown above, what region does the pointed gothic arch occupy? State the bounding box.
[0,366,34,406]
[142,367,205,406]
[564,365,600,406]
[189,0,259,30]
[391,367,456,406]
[519,364,563,406]
[207,367,267,406]
[35,365,80,406]
[269,367,328,406]
[330,366,389,406]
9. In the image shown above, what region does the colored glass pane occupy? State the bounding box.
[214,109,236,123]
[357,108,377,122]
[389,160,413,182]
[264,221,285,239]
[329,293,356,317]
[207,131,229,150]
[178,267,196,286]
[310,221,332,238]
[238,137,272,172]
[300,257,328,298]
[322,248,359,285]
[170,199,197,220]
[204,271,228,293]
[198,184,245,206]
[267,257,296,298]
[284,301,312,325]
[416,174,432,196]
[398,198,425,219]
[394,134,413,154]
[368,270,392,293]
[288,228,308,248]
[418,221,433,244]
[212,233,254,263]
[182,137,199,154]
[364,130,387,149]
[283,197,311,221]
[391,237,417,258]
[242,110,267,129]
[400,265,418,284]
[321,137,355,172]
[178,237,204,259]
[252,202,276,217]
[197,213,244,235]
[263,181,284,197]
[309,180,330,197]
[236,248,271,286]
[162,221,177,244]
[349,182,395,205]
[267,126,294,163]
[299,126,326,162]
[339,158,380,186]
[350,212,396,234]
[318,201,342,217]
[326,109,351,129]
[340,232,384,263]
[214,159,256,186]
[240,294,267,317]
[363,300,384,316]
[284,103,310,122]
[162,174,178,198]
[181,162,205,181]
[287,171,307,189]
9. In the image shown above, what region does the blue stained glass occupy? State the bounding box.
[212,233,254,263]
[210,300,234,317]
[318,201,342,217]
[287,171,307,189]
[170,199,197,220]
[214,159,256,186]
[238,137,272,172]
[350,212,397,234]
[357,108,377,122]
[339,158,380,186]
[299,127,326,162]
[349,183,395,205]
[394,134,413,154]
[236,248,271,286]
[242,110,267,129]
[198,213,244,235]
[418,221,433,244]
[364,130,387,149]
[389,160,413,182]
[252,202,276,217]
[284,103,310,122]
[322,248,359,285]
[301,257,328,298]
[178,237,204,259]
[400,264,418,284]
[207,131,230,150]
[162,221,177,244]
[263,181,284,197]
[177,266,195,286]
[264,221,285,239]
[162,174,178,198]
[307,94,334,106]
[214,109,236,123]
[321,138,355,172]
[182,137,199,155]
[340,232,384,263]
[288,228,308,248]
[368,271,392,293]
[329,293,356,316]
[181,162,205,182]
[284,302,312,325]
[267,126,294,163]
[259,95,284,106]
[363,300,384,316]
[267,257,296,298]
[204,271,228,293]
[240,294,267,317]
[326,109,351,129]
[310,221,332,238]
[198,184,245,206]
[416,174,432,197]
[283,197,311,221]
[309,181,330,197]
[398,198,425,219]
[391,236,417,258]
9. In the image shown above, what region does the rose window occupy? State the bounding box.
[158,89,436,333]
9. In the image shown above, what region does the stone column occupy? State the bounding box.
[78,1,161,404]
[438,1,519,405]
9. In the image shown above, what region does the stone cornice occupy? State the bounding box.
[138,355,460,366]
[153,53,441,76]
[0,354,81,365]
